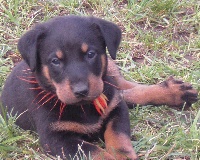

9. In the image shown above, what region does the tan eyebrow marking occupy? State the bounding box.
[56,50,63,59]
[81,43,88,53]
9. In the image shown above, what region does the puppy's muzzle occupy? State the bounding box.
[72,82,89,98]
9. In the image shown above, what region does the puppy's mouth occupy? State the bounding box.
[71,99,93,106]
[60,93,108,116]
[58,93,100,105]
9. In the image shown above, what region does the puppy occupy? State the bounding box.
[1,16,198,159]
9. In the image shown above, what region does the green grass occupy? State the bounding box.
[0,0,199,159]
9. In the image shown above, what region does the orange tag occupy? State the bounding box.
[93,94,108,116]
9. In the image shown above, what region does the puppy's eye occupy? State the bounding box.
[87,51,96,59]
[51,58,60,66]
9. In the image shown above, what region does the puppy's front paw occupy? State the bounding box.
[161,76,198,109]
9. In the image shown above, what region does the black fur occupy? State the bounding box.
[1,16,138,159]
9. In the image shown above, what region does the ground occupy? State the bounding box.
[0,0,199,159]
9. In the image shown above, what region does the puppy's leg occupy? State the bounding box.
[122,76,198,107]
[107,58,198,107]
[104,101,138,160]
[42,136,114,160]
[32,108,113,160]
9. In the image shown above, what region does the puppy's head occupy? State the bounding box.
[18,16,121,104]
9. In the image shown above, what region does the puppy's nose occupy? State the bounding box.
[72,83,89,98]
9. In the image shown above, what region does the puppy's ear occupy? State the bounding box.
[93,18,121,59]
[18,28,45,71]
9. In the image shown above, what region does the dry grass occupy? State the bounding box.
[0,0,199,159]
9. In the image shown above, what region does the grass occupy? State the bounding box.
[0,0,199,159]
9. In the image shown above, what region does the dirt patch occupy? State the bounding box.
[3,50,21,66]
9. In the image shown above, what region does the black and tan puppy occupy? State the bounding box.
[1,16,198,159]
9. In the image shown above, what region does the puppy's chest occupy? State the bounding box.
[60,104,102,123]
[50,104,107,135]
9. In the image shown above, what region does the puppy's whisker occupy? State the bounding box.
[59,103,67,120]
[104,81,120,89]
[102,90,107,95]
[19,75,36,79]
[29,87,42,90]
[18,76,38,84]
[36,104,43,110]
[37,95,56,109]
[32,90,46,103]
[50,98,59,111]
[22,68,31,72]
[23,72,32,75]
[37,92,51,104]
[80,105,86,115]
[41,94,56,106]
[24,76,36,79]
